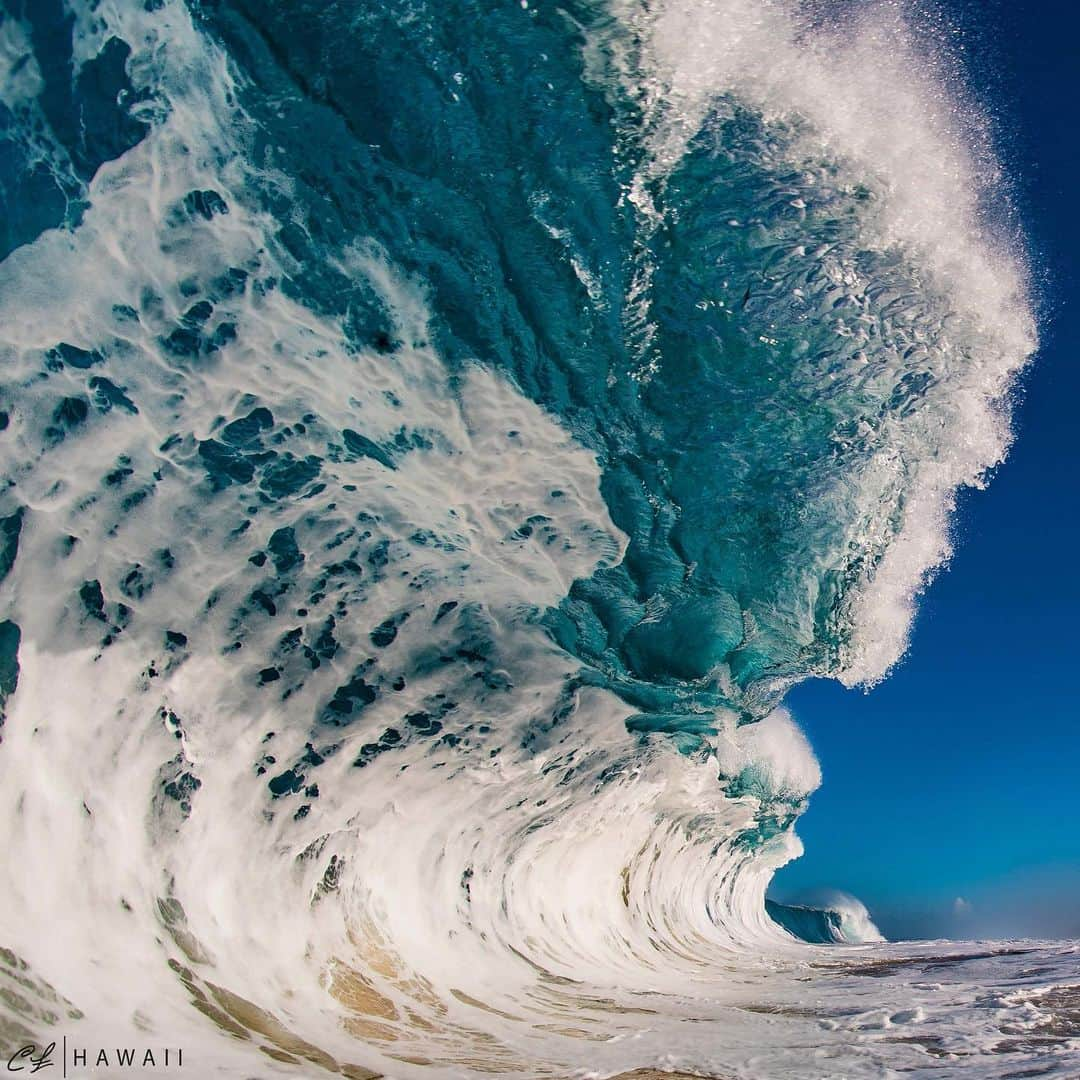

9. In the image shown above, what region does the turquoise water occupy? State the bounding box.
[0,1,1063,1077]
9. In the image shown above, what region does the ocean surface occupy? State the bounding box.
[0,0,1076,1076]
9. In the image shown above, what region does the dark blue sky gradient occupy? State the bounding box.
[770,0,1080,940]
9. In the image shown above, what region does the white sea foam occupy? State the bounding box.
[716,707,822,801]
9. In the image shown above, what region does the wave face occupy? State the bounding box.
[0,0,1052,1077]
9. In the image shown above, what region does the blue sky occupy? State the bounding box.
[770,0,1080,941]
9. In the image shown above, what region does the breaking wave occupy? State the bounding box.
[0,0,1044,1076]
[766,895,885,945]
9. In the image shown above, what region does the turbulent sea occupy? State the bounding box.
[1,0,1077,1076]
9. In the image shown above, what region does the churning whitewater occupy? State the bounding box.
[1,0,1074,1076]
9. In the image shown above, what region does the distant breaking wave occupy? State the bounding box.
[766,895,885,945]
[0,0,1046,1077]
